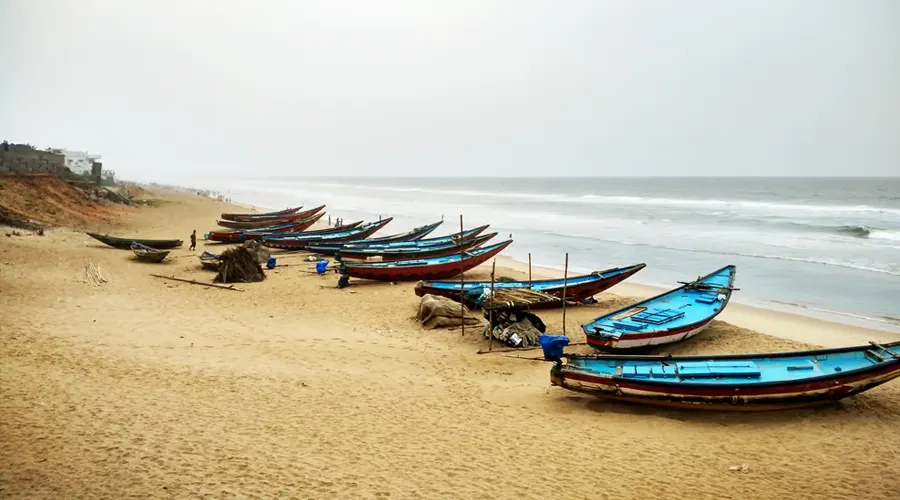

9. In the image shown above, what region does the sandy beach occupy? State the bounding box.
[2,188,900,499]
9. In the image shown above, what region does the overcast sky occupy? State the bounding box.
[1,0,897,182]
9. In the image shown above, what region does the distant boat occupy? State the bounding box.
[216,205,326,229]
[220,206,303,222]
[130,242,170,263]
[87,232,183,250]
[550,341,900,411]
[338,240,512,281]
[199,251,221,270]
[415,263,647,306]
[207,212,325,243]
[582,265,736,350]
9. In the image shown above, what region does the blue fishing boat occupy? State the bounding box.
[262,218,393,249]
[550,341,900,411]
[415,263,647,306]
[583,265,736,350]
[334,232,497,262]
[307,221,447,254]
[311,224,491,254]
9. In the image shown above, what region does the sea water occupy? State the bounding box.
[215,177,900,332]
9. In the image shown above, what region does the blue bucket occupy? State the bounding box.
[538,335,570,361]
[266,257,276,269]
[316,260,329,274]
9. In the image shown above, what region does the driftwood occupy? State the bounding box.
[83,260,107,286]
[0,205,44,231]
[150,274,243,291]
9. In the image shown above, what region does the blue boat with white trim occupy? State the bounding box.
[583,265,736,350]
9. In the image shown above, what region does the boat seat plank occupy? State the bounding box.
[676,361,761,378]
[631,308,685,325]
[612,321,647,331]
[865,349,887,363]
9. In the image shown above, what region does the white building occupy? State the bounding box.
[50,148,101,175]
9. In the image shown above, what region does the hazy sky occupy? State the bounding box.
[1,0,898,182]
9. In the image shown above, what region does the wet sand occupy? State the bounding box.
[2,188,899,499]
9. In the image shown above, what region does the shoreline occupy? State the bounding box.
[497,255,900,337]
[496,256,900,347]
[223,190,900,341]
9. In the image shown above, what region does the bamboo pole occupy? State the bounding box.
[149,274,243,291]
[459,214,465,337]
[488,259,496,352]
[528,253,532,287]
[561,253,569,336]
[501,354,554,362]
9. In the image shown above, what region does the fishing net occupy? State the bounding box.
[214,241,270,283]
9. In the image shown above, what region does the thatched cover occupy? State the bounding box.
[481,287,561,310]
[214,241,270,283]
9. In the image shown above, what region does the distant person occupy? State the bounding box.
[189,230,197,251]
[328,215,331,225]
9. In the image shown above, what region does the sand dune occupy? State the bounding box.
[2,189,899,499]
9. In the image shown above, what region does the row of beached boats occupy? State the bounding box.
[89,204,900,411]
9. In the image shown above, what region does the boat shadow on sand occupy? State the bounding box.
[560,390,900,426]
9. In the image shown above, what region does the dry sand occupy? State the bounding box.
[2,189,900,499]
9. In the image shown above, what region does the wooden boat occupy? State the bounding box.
[338,240,512,281]
[310,224,490,255]
[199,251,221,270]
[307,220,443,253]
[263,218,394,249]
[220,206,302,222]
[87,232,183,250]
[130,242,171,263]
[216,205,326,229]
[415,263,647,305]
[550,341,900,411]
[336,232,497,262]
[207,212,325,244]
[582,265,736,350]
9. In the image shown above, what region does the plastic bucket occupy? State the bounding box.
[266,257,276,269]
[316,260,329,274]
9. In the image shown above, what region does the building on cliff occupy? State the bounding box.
[49,148,102,175]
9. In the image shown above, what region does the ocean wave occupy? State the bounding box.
[830,225,900,243]
[578,195,900,216]
[869,229,900,242]
[238,180,900,217]
[536,232,900,277]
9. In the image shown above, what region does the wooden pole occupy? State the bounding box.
[561,253,569,336]
[459,214,465,337]
[149,274,243,291]
[488,259,496,351]
[528,253,532,287]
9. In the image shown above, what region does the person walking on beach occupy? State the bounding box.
[189,230,197,251]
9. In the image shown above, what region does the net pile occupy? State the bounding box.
[214,241,270,283]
